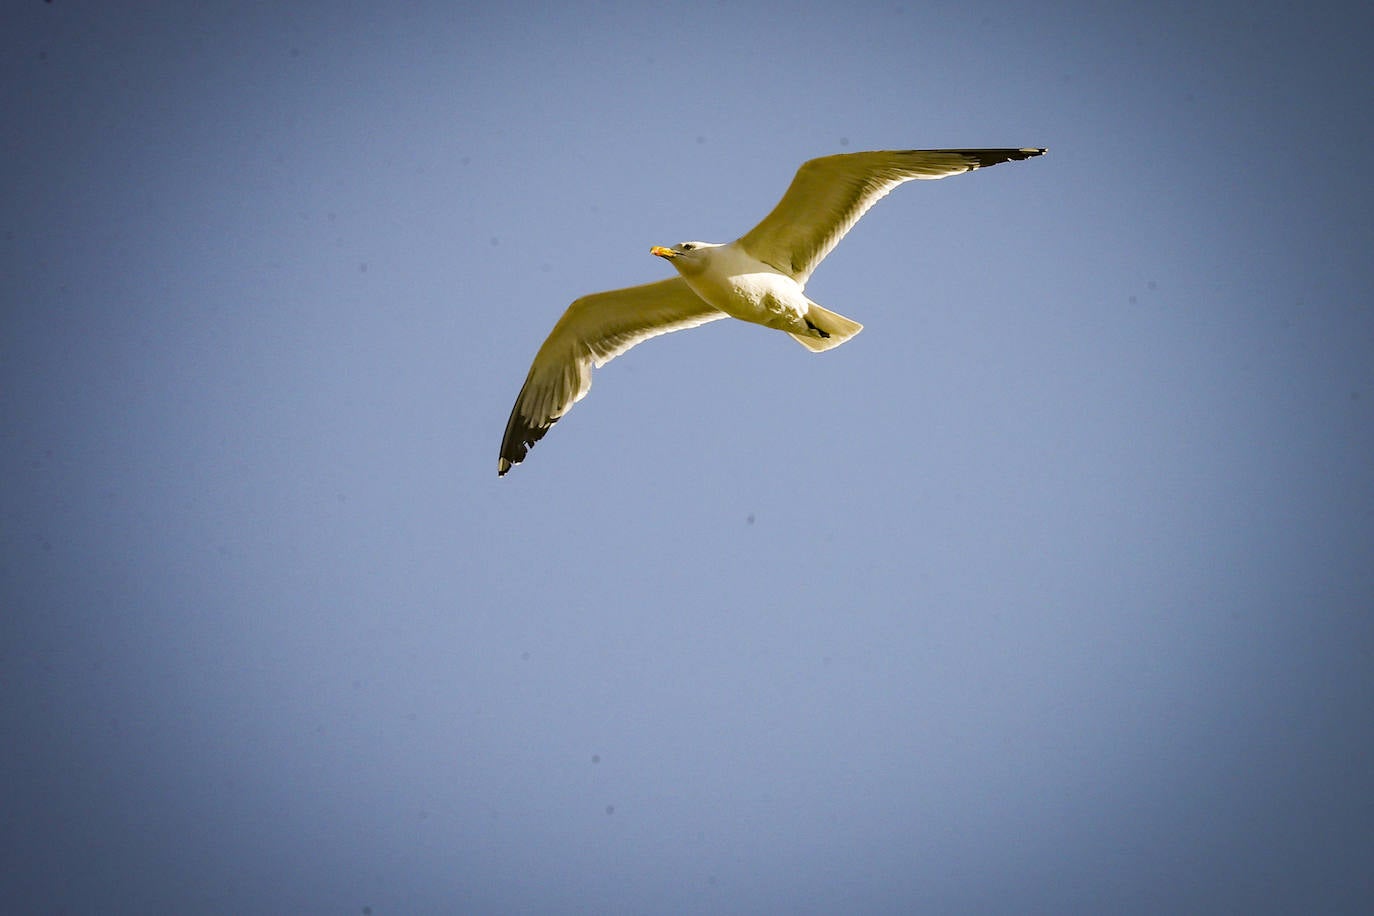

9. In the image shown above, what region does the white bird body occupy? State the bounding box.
[497,147,1046,475]
[656,241,833,340]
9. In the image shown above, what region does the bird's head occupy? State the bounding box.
[650,241,718,275]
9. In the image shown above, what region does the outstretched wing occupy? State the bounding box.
[736,148,1046,284]
[498,277,725,475]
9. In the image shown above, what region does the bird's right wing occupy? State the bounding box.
[498,277,726,475]
[736,148,1046,284]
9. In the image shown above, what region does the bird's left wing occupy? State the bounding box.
[736,148,1045,284]
[498,277,725,475]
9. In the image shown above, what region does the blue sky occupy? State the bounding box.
[3,1,1372,913]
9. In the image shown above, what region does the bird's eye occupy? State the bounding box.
[681,243,695,251]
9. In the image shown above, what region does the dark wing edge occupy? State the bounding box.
[498,367,564,476]
[954,147,1047,168]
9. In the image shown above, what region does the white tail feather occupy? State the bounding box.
[788,302,864,352]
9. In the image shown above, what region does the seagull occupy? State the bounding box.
[498,147,1045,475]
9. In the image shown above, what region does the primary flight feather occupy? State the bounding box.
[498,147,1045,475]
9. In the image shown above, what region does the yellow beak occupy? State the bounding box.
[650,246,676,259]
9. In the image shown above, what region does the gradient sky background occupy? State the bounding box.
[4,1,1372,913]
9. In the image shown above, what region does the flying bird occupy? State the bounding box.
[498,147,1046,475]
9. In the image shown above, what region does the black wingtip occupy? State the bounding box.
[498,408,559,477]
[963,147,1047,168]
[497,442,527,477]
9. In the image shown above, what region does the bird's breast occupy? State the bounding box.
[684,266,807,327]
